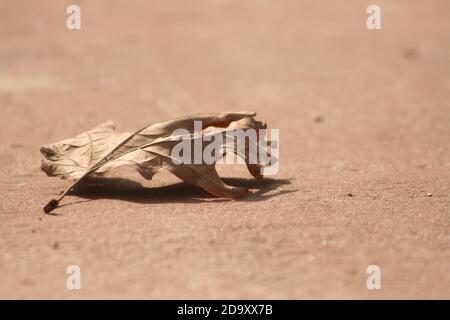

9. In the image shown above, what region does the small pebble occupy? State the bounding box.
[403,48,417,59]
[346,193,353,197]
[427,193,432,197]
[314,116,324,123]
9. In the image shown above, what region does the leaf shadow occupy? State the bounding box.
[66,176,295,206]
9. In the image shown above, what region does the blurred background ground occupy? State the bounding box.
[0,0,449,299]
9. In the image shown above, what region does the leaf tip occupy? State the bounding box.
[243,111,256,117]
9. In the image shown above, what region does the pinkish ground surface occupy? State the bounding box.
[0,0,449,299]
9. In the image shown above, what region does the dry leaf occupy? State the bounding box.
[40,112,270,213]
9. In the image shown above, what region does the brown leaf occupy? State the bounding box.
[40,112,271,213]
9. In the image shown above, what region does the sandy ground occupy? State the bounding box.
[1,0,449,299]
